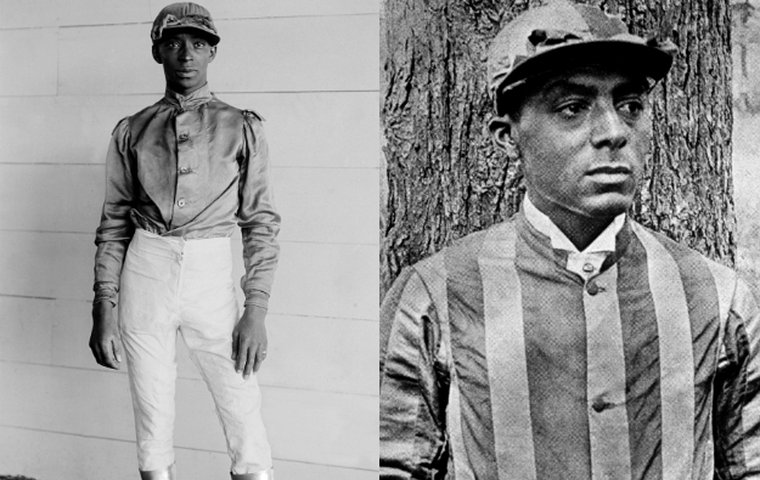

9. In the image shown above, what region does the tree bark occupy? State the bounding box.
[381,0,735,295]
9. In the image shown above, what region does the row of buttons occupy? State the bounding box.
[176,121,193,211]
[176,130,191,209]
[584,258,615,415]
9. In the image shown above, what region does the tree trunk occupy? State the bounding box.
[381,0,735,295]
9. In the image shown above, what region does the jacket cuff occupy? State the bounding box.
[93,282,118,307]
[243,289,270,310]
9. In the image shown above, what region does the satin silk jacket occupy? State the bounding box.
[94,86,280,308]
[380,213,760,479]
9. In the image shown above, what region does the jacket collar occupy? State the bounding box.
[522,194,625,254]
[163,84,213,110]
[516,207,635,281]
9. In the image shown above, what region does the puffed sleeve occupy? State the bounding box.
[93,118,134,305]
[238,111,281,309]
[713,277,760,478]
[380,268,450,479]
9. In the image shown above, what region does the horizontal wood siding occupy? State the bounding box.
[0,0,379,477]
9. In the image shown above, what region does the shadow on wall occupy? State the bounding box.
[732,0,760,290]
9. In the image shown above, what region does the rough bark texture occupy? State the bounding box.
[626,0,735,267]
[381,0,735,295]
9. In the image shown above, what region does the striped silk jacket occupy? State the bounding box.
[380,213,760,479]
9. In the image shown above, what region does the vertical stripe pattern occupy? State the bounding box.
[416,254,476,480]
[378,268,448,477]
[660,240,723,478]
[447,371,474,479]
[478,225,537,480]
[380,217,758,479]
[584,264,633,479]
[517,219,591,479]
[635,226,695,479]
[706,262,735,332]
[445,231,499,477]
[616,234,663,479]
[734,279,760,474]
[708,261,734,474]
[707,261,735,370]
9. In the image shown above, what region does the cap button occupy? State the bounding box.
[528,29,547,46]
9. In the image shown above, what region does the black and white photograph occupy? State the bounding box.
[2,0,760,478]
[0,1,378,478]
[380,0,760,478]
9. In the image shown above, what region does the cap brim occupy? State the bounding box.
[155,25,220,46]
[501,40,673,95]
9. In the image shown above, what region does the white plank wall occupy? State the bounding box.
[0,1,379,478]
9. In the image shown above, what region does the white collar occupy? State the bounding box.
[522,194,625,254]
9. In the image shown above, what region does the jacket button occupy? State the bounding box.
[587,281,600,295]
[591,396,614,413]
[177,198,186,208]
[178,132,189,142]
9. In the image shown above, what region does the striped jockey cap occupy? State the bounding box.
[151,2,220,46]
[487,0,676,113]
